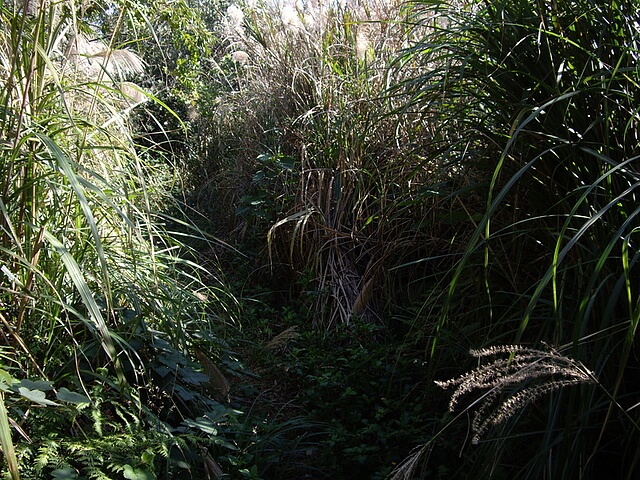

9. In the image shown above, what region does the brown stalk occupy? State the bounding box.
[15,225,45,333]
[0,310,46,378]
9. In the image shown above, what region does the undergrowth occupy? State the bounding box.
[4,0,640,478]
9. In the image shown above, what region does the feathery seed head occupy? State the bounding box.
[281,5,303,31]
[227,5,245,27]
[436,344,595,443]
[231,50,249,65]
[66,34,144,81]
[355,31,371,61]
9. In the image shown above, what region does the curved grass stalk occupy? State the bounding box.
[0,390,19,480]
[392,0,640,476]
[518,156,640,341]
[43,230,122,380]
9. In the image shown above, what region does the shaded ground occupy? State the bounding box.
[209,247,436,479]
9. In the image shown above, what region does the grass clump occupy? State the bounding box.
[0,0,249,477]
[196,0,476,330]
[388,0,640,478]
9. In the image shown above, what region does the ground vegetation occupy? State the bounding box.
[1,0,639,478]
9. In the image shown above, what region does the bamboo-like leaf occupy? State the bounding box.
[43,230,122,382]
[35,132,113,305]
[0,392,19,480]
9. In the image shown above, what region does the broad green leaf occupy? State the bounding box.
[179,367,209,386]
[51,467,79,479]
[153,366,171,378]
[18,387,59,406]
[275,155,295,170]
[123,465,155,480]
[173,385,197,402]
[56,387,90,405]
[184,416,218,435]
[158,351,187,367]
[18,379,53,391]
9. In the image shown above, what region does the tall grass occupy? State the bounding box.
[0,388,19,480]
[1,0,236,476]
[200,0,468,327]
[391,0,640,477]
[2,0,193,370]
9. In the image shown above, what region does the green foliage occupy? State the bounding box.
[285,321,432,479]
[236,152,297,225]
[3,338,253,479]
[0,0,247,478]
[233,294,436,479]
[389,0,640,477]
[0,369,20,480]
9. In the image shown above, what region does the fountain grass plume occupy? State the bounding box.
[435,345,595,444]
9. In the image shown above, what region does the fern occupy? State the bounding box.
[35,440,60,472]
[91,404,104,437]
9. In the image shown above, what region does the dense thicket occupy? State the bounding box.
[2,0,639,478]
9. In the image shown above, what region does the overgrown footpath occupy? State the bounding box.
[2,0,640,478]
[210,248,439,479]
[193,0,640,477]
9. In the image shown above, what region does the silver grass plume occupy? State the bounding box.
[65,33,145,81]
[90,49,145,79]
[435,345,595,444]
[64,33,147,114]
[388,444,431,480]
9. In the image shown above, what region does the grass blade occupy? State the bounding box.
[0,390,19,480]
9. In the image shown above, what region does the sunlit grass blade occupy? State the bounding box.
[43,230,123,381]
[0,391,19,480]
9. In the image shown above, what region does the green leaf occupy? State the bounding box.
[43,231,120,381]
[257,153,272,163]
[184,416,218,435]
[35,133,111,297]
[158,351,187,367]
[141,449,155,464]
[123,465,155,480]
[51,467,79,479]
[275,155,295,171]
[0,393,19,480]
[0,369,15,391]
[56,388,90,405]
[173,385,197,402]
[363,215,377,227]
[18,379,54,391]
[18,387,59,406]
[252,170,266,182]
[179,367,209,386]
